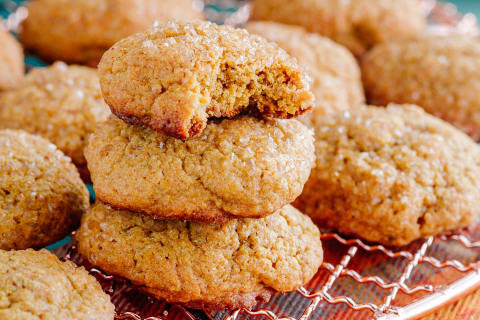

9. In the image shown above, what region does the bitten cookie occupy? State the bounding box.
[362,36,480,140]
[0,130,89,250]
[75,202,323,310]
[0,62,110,181]
[0,249,115,320]
[86,116,315,221]
[99,21,314,139]
[250,0,426,56]
[20,0,203,66]
[294,104,480,246]
[245,21,364,126]
[0,27,24,90]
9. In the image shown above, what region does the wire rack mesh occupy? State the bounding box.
[2,0,480,319]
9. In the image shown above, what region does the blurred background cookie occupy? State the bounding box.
[0,130,89,250]
[0,61,110,181]
[75,202,323,311]
[294,104,480,246]
[85,116,315,222]
[0,26,24,90]
[244,21,364,126]
[0,249,115,320]
[250,0,426,56]
[19,0,203,66]
[362,36,480,140]
[99,21,313,139]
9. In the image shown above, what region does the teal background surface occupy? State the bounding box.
[451,0,480,16]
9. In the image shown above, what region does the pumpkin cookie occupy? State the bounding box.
[0,249,115,320]
[0,62,110,181]
[362,36,480,140]
[245,21,364,126]
[250,0,426,56]
[99,21,314,139]
[0,130,89,250]
[85,116,315,222]
[75,202,323,310]
[294,104,480,246]
[0,27,24,90]
[20,0,203,66]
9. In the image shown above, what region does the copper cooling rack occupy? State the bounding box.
[3,0,480,319]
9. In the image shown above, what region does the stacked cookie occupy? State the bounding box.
[76,21,323,310]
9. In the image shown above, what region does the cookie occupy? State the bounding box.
[244,21,364,126]
[0,62,110,181]
[0,27,24,90]
[98,21,314,139]
[362,36,480,140]
[85,115,315,222]
[0,130,89,250]
[20,0,203,67]
[75,201,322,310]
[250,0,426,56]
[294,104,480,246]
[0,249,115,320]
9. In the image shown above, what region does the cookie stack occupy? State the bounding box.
[76,21,323,310]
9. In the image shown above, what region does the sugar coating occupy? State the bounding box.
[250,0,426,56]
[85,116,315,221]
[99,21,314,139]
[19,0,203,67]
[0,28,24,90]
[294,104,480,246]
[362,36,480,140]
[0,130,89,250]
[0,249,115,320]
[245,21,364,126]
[0,62,110,181]
[75,202,323,310]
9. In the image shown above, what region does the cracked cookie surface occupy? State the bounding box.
[20,0,203,66]
[0,28,24,90]
[0,130,89,250]
[99,21,314,139]
[75,202,323,310]
[250,0,426,56]
[362,36,480,140]
[245,21,364,126]
[0,249,115,320]
[294,104,480,246]
[0,62,110,181]
[85,115,315,221]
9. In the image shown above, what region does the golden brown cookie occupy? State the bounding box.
[0,130,89,250]
[19,0,203,67]
[294,104,480,246]
[0,27,24,90]
[0,249,115,320]
[85,115,315,222]
[244,21,364,126]
[99,21,314,139]
[0,62,110,181]
[362,36,480,140]
[250,0,426,56]
[75,202,323,311]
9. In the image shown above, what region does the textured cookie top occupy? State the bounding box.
[250,0,426,56]
[0,249,115,320]
[0,130,89,249]
[76,202,323,310]
[362,36,480,140]
[0,62,110,179]
[86,116,315,221]
[0,28,24,90]
[295,104,480,246]
[20,0,203,66]
[99,21,314,139]
[245,21,364,125]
